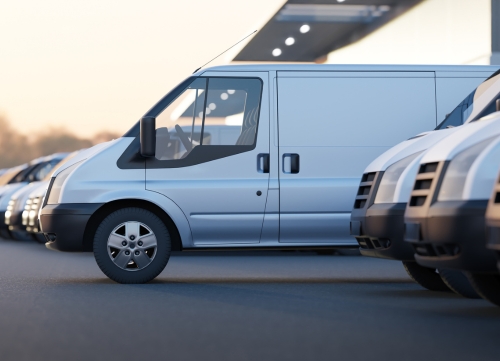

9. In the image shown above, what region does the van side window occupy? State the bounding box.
[155,77,262,161]
[435,91,474,130]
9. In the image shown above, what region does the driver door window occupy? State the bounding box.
[154,77,262,162]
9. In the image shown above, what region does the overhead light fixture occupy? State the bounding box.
[337,0,346,2]
[272,48,282,57]
[299,24,310,33]
[285,37,295,46]
[278,4,391,23]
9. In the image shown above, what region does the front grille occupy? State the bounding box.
[22,199,32,226]
[356,237,391,250]
[29,197,42,231]
[412,242,460,257]
[409,162,439,207]
[353,172,376,209]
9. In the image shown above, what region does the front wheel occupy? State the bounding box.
[465,272,500,307]
[438,269,480,299]
[402,261,450,292]
[93,207,171,284]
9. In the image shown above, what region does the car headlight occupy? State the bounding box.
[438,137,497,201]
[45,161,83,205]
[374,151,423,204]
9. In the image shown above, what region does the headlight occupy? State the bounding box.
[22,198,32,226]
[438,137,497,201]
[374,151,423,204]
[46,161,83,205]
[4,199,15,225]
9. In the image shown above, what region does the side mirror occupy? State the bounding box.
[140,116,156,157]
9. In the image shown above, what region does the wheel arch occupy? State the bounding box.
[82,199,183,252]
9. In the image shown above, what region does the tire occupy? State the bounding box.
[465,272,500,307]
[438,269,480,299]
[93,207,171,284]
[402,261,450,292]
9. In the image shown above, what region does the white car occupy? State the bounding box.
[4,151,80,241]
[38,63,500,283]
[0,155,66,239]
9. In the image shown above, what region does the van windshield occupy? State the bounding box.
[436,70,500,130]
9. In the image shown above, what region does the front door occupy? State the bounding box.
[146,72,270,245]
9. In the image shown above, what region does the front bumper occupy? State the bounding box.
[40,203,103,251]
[0,211,10,238]
[351,202,414,261]
[405,200,497,273]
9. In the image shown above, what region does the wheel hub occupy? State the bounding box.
[106,221,158,271]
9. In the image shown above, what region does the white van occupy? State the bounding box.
[404,113,500,304]
[39,64,499,283]
[351,69,500,296]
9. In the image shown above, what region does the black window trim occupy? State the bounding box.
[118,75,264,170]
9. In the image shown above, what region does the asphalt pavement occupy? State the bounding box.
[0,238,499,361]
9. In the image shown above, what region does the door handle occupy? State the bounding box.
[257,153,270,173]
[283,154,300,174]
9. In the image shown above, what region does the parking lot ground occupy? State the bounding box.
[0,238,499,361]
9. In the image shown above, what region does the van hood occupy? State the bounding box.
[421,112,500,163]
[51,139,119,177]
[364,128,458,173]
[28,181,50,199]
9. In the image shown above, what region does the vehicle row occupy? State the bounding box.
[4,64,500,285]
[0,152,81,242]
[351,68,500,306]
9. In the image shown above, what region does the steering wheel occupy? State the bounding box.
[175,124,193,152]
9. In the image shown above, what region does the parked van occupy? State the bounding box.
[39,64,499,283]
[351,69,500,295]
[404,112,500,302]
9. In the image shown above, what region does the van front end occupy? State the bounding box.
[351,171,414,260]
[39,138,139,252]
[351,143,438,261]
[405,139,500,274]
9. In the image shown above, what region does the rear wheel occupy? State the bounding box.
[93,207,171,284]
[465,272,500,306]
[438,269,480,299]
[402,261,450,292]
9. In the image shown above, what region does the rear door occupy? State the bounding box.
[277,71,436,244]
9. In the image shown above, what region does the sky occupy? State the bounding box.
[0,0,284,138]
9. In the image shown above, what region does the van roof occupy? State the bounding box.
[199,64,499,75]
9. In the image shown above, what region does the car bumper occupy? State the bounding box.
[0,211,10,238]
[40,203,103,252]
[351,202,414,261]
[405,200,497,273]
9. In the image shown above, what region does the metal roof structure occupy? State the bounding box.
[233,0,424,62]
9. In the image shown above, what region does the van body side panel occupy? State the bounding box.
[146,72,271,246]
[277,72,436,243]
